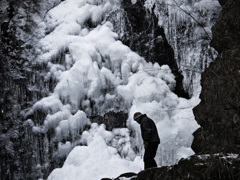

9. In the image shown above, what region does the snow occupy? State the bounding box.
[26,0,218,179]
[48,125,143,180]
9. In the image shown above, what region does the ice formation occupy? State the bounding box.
[24,0,220,179]
[145,0,221,96]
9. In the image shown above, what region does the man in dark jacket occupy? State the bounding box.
[133,112,160,169]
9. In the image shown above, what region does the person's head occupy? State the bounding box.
[133,112,142,123]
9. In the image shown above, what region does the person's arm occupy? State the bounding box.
[141,118,152,148]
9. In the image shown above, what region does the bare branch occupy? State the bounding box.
[171,0,212,40]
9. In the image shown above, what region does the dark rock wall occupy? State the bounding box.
[0,1,64,179]
[134,154,240,180]
[89,111,128,131]
[192,0,240,154]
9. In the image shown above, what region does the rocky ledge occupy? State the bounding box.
[107,153,240,180]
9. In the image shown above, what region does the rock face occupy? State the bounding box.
[110,154,240,180]
[135,154,240,180]
[192,0,240,154]
[0,1,64,179]
[89,111,128,131]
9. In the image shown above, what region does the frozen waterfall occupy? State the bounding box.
[22,0,221,179]
[148,0,221,96]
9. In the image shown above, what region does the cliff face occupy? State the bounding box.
[192,0,240,154]
[0,1,63,179]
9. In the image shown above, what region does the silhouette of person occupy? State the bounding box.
[133,112,160,169]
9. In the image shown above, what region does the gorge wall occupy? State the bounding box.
[192,0,240,154]
[0,1,64,179]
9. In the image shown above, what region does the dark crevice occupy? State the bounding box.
[118,0,189,98]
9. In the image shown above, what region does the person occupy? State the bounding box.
[133,112,160,169]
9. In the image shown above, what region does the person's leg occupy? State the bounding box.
[144,147,157,169]
[143,142,159,169]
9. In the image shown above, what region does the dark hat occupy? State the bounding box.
[133,112,142,120]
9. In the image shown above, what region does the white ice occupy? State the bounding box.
[24,0,218,179]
